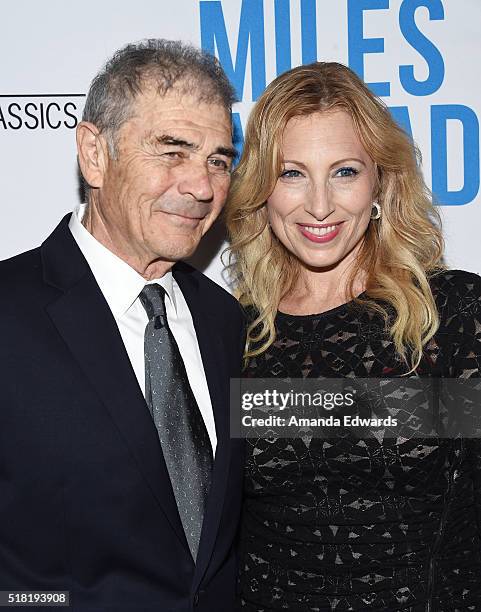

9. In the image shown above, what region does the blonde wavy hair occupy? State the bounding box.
[225,61,445,373]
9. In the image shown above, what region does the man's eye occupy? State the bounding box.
[208,158,230,172]
[163,151,184,159]
[280,169,303,178]
[335,167,359,178]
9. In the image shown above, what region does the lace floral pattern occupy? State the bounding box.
[238,270,481,611]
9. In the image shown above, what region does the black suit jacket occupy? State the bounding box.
[0,215,246,612]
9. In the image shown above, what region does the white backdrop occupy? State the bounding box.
[1,0,479,287]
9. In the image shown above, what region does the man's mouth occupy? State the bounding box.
[155,210,206,225]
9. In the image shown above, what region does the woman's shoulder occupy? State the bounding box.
[429,268,481,321]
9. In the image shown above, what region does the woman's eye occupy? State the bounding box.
[280,169,303,178]
[335,166,359,178]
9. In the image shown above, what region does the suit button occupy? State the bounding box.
[193,592,199,606]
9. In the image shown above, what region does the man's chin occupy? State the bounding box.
[152,242,200,264]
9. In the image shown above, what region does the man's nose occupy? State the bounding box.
[303,184,335,221]
[177,162,215,202]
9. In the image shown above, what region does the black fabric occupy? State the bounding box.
[238,269,481,612]
[0,215,246,612]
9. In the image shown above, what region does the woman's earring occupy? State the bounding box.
[371,201,381,220]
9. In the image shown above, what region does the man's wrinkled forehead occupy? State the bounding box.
[128,77,231,121]
[118,87,234,153]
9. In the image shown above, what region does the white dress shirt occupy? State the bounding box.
[69,204,217,453]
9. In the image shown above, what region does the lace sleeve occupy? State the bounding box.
[442,271,481,542]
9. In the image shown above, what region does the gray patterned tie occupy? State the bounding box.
[139,283,213,560]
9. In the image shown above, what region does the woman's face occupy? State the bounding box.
[266,110,377,272]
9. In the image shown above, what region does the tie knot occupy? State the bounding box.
[139,284,167,322]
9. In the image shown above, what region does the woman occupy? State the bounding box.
[226,62,481,611]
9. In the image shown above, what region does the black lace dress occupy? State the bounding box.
[238,270,481,612]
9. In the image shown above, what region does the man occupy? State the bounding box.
[0,40,245,611]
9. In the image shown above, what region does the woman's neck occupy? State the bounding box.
[278,262,367,316]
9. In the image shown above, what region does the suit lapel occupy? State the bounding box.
[173,264,233,582]
[41,217,234,570]
[41,216,189,550]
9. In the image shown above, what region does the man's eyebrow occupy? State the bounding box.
[155,134,199,150]
[213,146,237,159]
[153,134,237,159]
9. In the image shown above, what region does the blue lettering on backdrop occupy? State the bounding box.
[432,105,480,205]
[399,0,445,95]
[232,112,244,153]
[200,0,480,204]
[301,0,317,64]
[275,0,291,75]
[347,0,390,97]
[388,107,413,137]
[200,0,266,100]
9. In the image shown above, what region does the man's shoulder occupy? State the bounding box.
[175,261,240,308]
[0,247,43,286]
[0,247,48,320]
[174,262,246,337]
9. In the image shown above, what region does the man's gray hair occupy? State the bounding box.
[82,38,237,157]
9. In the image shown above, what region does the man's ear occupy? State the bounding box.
[76,121,110,189]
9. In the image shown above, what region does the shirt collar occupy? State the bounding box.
[68,204,177,317]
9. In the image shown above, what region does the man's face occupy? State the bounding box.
[91,86,234,272]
